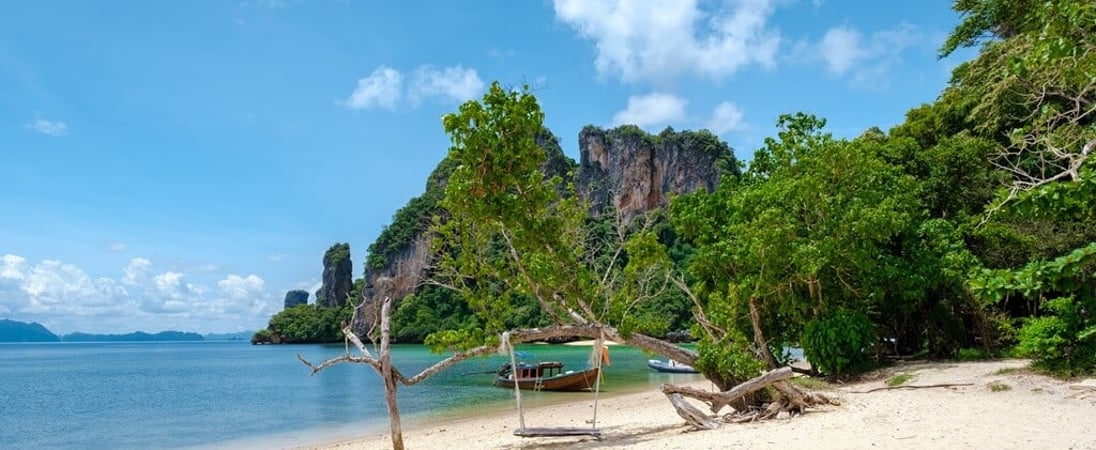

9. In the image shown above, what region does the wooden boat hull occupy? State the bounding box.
[646,359,699,374]
[495,367,601,391]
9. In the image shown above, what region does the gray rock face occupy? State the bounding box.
[283,290,309,309]
[316,243,353,308]
[577,125,736,219]
[357,126,736,330]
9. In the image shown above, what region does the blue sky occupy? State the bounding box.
[0,0,974,334]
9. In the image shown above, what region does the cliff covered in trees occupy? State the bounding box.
[358,125,736,342]
[252,243,356,344]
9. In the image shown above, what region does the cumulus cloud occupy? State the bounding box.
[26,114,68,136]
[344,64,483,110]
[801,24,923,88]
[553,0,780,84]
[122,257,151,285]
[345,66,403,110]
[1,254,27,281]
[409,65,484,104]
[18,260,129,315]
[817,26,866,75]
[705,102,747,134]
[612,92,687,128]
[0,254,279,334]
[218,274,264,300]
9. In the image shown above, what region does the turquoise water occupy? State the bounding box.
[0,341,700,449]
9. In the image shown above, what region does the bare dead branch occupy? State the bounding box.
[296,352,381,376]
[850,383,974,394]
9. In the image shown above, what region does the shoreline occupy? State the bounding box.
[298,359,1096,450]
[295,372,711,450]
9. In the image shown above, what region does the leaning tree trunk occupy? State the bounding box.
[749,297,778,369]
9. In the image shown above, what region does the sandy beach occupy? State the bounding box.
[304,359,1096,450]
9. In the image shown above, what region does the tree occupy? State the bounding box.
[433,83,832,426]
[943,0,1096,375]
[672,113,924,376]
[301,84,833,449]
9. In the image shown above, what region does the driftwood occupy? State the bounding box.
[850,383,974,394]
[659,367,836,430]
[665,393,721,430]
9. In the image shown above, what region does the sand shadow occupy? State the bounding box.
[495,423,687,449]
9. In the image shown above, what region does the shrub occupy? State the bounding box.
[1015,296,1096,376]
[802,308,877,376]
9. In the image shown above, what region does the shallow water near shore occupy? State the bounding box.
[0,341,702,449]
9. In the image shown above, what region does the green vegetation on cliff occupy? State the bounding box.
[251,303,352,344]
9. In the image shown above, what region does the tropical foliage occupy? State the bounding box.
[279,0,1096,379]
[251,303,353,344]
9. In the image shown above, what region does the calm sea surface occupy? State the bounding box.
[0,341,702,449]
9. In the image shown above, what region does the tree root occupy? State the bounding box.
[661,367,838,430]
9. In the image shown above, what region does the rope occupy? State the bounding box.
[590,330,604,429]
[504,330,604,435]
[502,331,526,430]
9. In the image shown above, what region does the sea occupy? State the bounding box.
[0,341,704,449]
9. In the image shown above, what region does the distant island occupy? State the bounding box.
[0,319,60,342]
[0,319,252,343]
[202,331,254,341]
[62,330,204,342]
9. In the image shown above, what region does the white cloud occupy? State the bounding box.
[1,254,27,281]
[553,0,780,84]
[218,274,264,300]
[612,93,687,128]
[818,26,865,75]
[0,254,280,334]
[705,102,746,134]
[345,66,403,110]
[154,271,187,296]
[801,24,923,88]
[19,260,129,314]
[26,114,68,136]
[122,258,151,285]
[409,65,484,104]
[344,64,483,110]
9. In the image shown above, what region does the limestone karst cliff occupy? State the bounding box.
[315,243,352,308]
[352,125,737,339]
[283,290,309,309]
[577,125,738,218]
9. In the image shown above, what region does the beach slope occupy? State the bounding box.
[306,359,1096,450]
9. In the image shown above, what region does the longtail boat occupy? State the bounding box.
[494,361,600,392]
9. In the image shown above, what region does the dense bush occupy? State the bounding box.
[251,303,352,344]
[802,309,877,376]
[1015,296,1096,376]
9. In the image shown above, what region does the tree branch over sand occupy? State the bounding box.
[850,383,974,394]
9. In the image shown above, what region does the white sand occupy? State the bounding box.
[303,359,1096,450]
